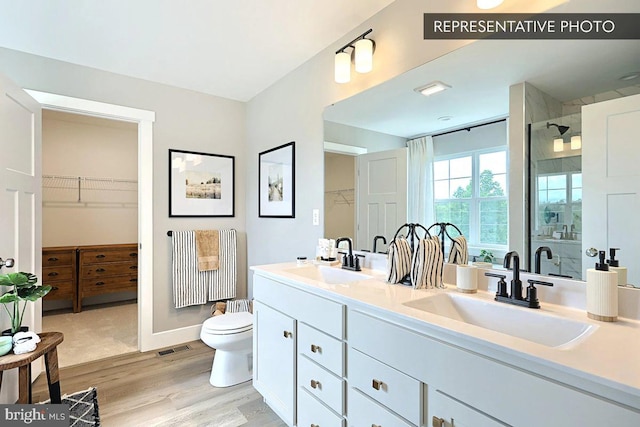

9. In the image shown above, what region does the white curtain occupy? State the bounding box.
[407,136,434,226]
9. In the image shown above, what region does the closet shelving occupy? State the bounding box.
[325,188,354,206]
[43,174,138,207]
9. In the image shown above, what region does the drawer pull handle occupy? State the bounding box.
[372,379,384,390]
[130,278,138,282]
[283,330,293,338]
[129,253,137,257]
[311,424,319,427]
[310,379,320,389]
[96,268,106,272]
[129,265,138,270]
[47,257,59,262]
[51,286,59,291]
[310,344,321,353]
[95,282,105,286]
[372,424,382,427]
[432,416,445,427]
[47,272,58,277]
[96,254,106,258]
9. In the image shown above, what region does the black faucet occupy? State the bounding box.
[373,235,387,253]
[488,250,553,309]
[336,237,362,271]
[503,251,523,301]
[534,246,553,274]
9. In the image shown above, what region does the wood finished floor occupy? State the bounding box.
[32,340,287,427]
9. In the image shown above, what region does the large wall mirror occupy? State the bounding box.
[322,3,640,284]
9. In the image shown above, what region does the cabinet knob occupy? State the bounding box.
[283,330,293,338]
[372,379,384,390]
[95,282,105,286]
[310,344,321,353]
[432,416,445,427]
[96,254,106,258]
[48,272,58,277]
[311,424,319,427]
[310,379,320,389]
[47,257,59,262]
[96,268,106,273]
[372,424,382,427]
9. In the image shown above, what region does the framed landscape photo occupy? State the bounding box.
[259,141,295,218]
[169,149,235,217]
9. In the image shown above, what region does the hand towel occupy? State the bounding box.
[448,235,468,265]
[386,237,412,284]
[171,230,208,308]
[411,236,444,289]
[195,229,219,271]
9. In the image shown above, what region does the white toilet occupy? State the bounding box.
[200,311,253,387]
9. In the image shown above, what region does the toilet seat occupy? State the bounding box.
[202,312,253,335]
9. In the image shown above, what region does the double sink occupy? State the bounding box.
[284,264,596,349]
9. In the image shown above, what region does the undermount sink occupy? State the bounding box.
[403,293,596,348]
[284,265,371,284]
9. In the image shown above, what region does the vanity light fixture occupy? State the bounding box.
[553,138,564,153]
[334,29,375,84]
[477,0,504,9]
[571,135,582,150]
[415,81,451,97]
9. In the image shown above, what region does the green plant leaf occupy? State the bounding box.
[0,293,19,304]
[20,285,51,301]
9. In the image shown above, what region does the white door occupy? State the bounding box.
[0,73,42,403]
[582,93,640,285]
[356,148,407,251]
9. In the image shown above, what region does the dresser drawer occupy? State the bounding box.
[42,251,74,267]
[299,323,344,377]
[80,275,138,297]
[81,261,138,278]
[43,281,75,300]
[79,247,138,264]
[298,355,344,415]
[348,349,422,425]
[254,275,344,339]
[347,387,414,427]
[42,266,74,282]
[298,388,344,427]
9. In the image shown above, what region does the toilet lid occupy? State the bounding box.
[203,312,253,333]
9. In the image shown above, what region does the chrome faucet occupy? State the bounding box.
[373,235,387,253]
[534,246,553,274]
[336,237,362,271]
[489,250,553,309]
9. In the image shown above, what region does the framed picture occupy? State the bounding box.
[169,149,235,217]
[259,141,295,218]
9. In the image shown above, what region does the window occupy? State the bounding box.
[434,149,508,249]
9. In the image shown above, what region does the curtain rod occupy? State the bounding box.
[410,118,507,141]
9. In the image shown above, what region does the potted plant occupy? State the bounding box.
[0,272,51,335]
[479,249,495,264]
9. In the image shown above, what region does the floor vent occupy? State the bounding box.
[157,344,191,356]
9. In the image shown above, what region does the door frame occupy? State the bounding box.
[26,90,157,351]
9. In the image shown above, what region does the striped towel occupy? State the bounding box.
[386,237,412,284]
[171,231,208,308]
[227,298,252,313]
[448,235,468,265]
[205,229,237,302]
[411,236,444,289]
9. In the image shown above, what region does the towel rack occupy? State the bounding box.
[427,222,463,257]
[167,229,236,237]
[390,223,431,286]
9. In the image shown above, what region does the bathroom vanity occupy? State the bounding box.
[251,262,640,427]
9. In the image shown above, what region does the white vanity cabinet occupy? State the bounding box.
[253,274,346,427]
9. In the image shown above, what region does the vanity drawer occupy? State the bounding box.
[297,388,344,427]
[42,266,74,282]
[254,275,344,338]
[43,281,75,300]
[348,348,422,425]
[347,387,414,427]
[298,323,344,376]
[298,355,344,415]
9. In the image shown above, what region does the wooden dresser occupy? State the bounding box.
[77,243,138,312]
[42,246,78,312]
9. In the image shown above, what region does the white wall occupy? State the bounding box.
[43,110,138,246]
[324,121,406,153]
[0,47,246,333]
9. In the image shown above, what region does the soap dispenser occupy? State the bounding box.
[607,248,628,286]
[586,250,618,322]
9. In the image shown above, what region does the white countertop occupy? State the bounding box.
[251,262,640,409]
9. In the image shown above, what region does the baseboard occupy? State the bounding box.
[140,324,201,352]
